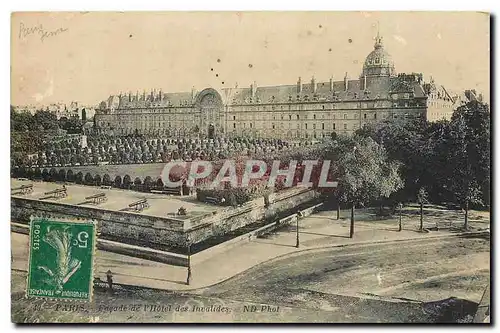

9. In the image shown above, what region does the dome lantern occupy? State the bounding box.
[361,30,396,78]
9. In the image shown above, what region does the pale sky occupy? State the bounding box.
[11,11,490,106]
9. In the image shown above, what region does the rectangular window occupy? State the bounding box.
[343,114,347,119]
[322,123,325,130]
[364,113,367,119]
[333,123,336,130]
[374,113,377,119]
[233,123,236,128]
[343,123,347,130]
[305,124,308,130]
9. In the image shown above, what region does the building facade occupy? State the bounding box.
[95,34,463,139]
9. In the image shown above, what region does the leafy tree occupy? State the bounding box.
[114,175,122,188]
[123,175,132,189]
[325,135,403,238]
[84,172,94,185]
[446,100,490,229]
[75,171,84,184]
[58,169,66,182]
[94,174,102,186]
[103,174,111,185]
[66,169,74,182]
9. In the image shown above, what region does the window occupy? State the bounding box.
[333,123,336,130]
[343,123,347,130]
[322,123,325,130]
[233,116,236,121]
[289,115,292,120]
[374,113,377,120]
[364,113,367,119]
[233,123,236,128]
[272,123,275,129]
[313,124,316,129]
[344,114,348,119]
[296,115,300,120]
[313,114,316,120]
[305,124,308,130]
[322,105,325,110]
[250,123,253,128]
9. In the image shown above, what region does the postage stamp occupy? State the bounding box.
[26,217,96,302]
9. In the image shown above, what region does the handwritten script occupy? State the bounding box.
[19,23,68,42]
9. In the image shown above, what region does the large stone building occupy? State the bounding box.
[95,33,464,139]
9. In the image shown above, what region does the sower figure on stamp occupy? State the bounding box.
[106,269,113,293]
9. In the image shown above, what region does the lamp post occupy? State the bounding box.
[186,235,192,286]
[350,146,357,239]
[295,214,300,248]
[398,202,403,232]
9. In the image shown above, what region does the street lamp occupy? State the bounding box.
[186,235,192,286]
[295,213,300,248]
[350,146,357,239]
[398,202,403,232]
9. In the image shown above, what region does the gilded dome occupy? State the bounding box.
[362,34,396,77]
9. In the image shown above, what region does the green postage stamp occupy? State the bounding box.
[26,217,96,302]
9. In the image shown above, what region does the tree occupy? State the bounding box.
[103,174,111,185]
[58,169,66,182]
[114,175,122,188]
[446,100,490,229]
[49,168,57,181]
[123,175,132,189]
[94,174,102,186]
[325,135,403,238]
[75,171,84,184]
[417,187,429,231]
[84,172,94,185]
[143,176,153,191]
[66,169,74,182]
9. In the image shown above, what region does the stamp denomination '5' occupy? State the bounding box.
[27,218,96,301]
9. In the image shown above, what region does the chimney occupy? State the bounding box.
[142,90,146,101]
[363,74,367,91]
[250,81,257,97]
[136,91,139,101]
[329,76,334,91]
[297,77,302,94]
[311,76,316,94]
[191,86,196,100]
[158,89,162,101]
[128,91,132,102]
[344,72,349,91]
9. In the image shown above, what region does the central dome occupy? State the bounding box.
[362,34,396,77]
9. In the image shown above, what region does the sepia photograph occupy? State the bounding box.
[10,11,490,323]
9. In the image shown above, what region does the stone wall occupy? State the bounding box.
[11,198,187,249]
[11,187,319,252]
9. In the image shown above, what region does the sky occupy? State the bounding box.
[11,11,490,106]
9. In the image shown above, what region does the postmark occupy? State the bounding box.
[26,217,96,302]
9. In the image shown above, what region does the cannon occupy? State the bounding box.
[128,198,149,211]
